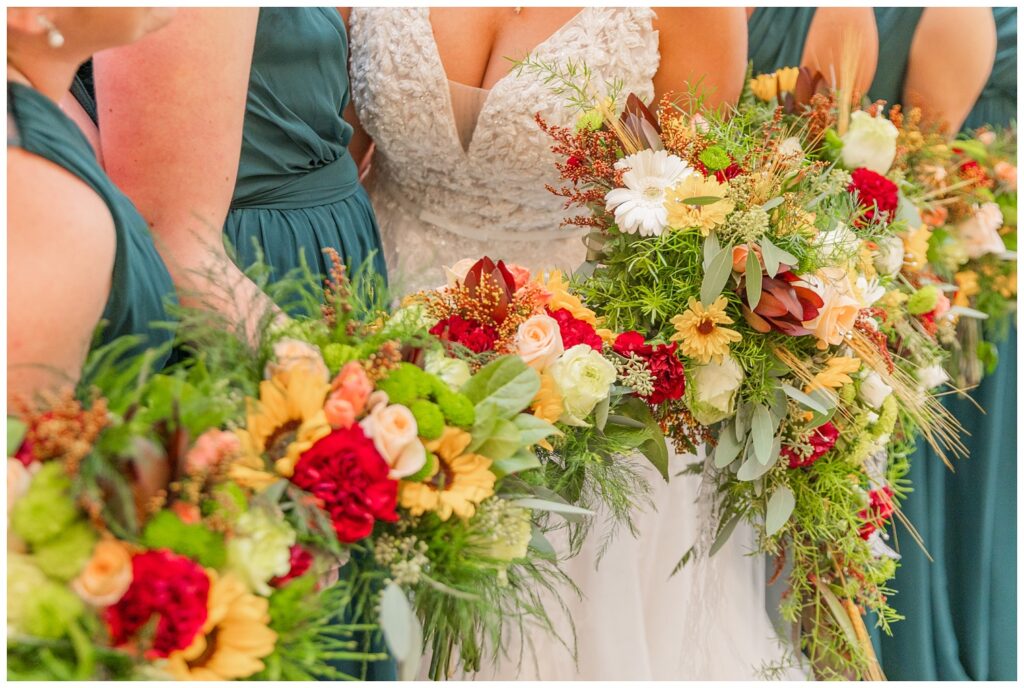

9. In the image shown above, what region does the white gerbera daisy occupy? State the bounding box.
[605,149,693,236]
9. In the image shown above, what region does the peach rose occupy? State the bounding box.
[359,404,426,478]
[330,361,373,416]
[802,268,861,350]
[515,314,565,371]
[994,161,1017,191]
[265,338,329,383]
[506,264,532,291]
[72,539,133,607]
[185,429,241,474]
[957,202,1006,259]
[324,394,357,429]
[732,244,766,274]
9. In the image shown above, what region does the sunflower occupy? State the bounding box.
[664,175,735,234]
[670,297,742,364]
[231,368,331,486]
[399,427,495,521]
[165,571,277,681]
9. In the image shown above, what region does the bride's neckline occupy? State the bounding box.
[421,7,590,156]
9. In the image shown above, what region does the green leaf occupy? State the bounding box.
[474,418,527,460]
[751,404,774,464]
[807,404,837,429]
[765,486,795,536]
[617,396,668,480]
[703,232,721,270]
[745,248,763,309]
[781,384,828,414]
[594,395,610,431]
[379,582,422,681]
[512,414,560,446]
[737,446,773,481]
[605,414,645,429]
[461,356,541,419]
[713,423,743,468]
[491,449,541,478]
[141,510,226,568]
[7,417,27,456]
[760,236,798,277]
[512,498,593,523]
[760,196,785,212]
[529,527,557,560]
[681,195,724,205]
[709,514,742,556]
[896,190,923,229]
[701,243,735,306]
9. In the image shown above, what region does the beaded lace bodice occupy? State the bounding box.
[350,7,659,292]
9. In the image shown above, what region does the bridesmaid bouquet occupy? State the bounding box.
[529,59,966,679]
[408,256,670,555]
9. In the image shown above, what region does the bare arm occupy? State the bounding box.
[337,8,373,172]
[8,150,115,403]
[904,8,996,133]
[802,8,878,100]
[652,7,748,110]
[94,8,277,340]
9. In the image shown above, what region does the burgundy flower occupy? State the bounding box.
[290,426,399,544]
[646,343,686,404]
[430,315,499,354]
[270,545,315,588]
[783,421,840,468]
[105,550,210,659]
[693,159,745,183]
[741,270,824,337]
[548,308,603,350]
[463,257,517,323]
[848,167,899,225]
[858,486,896,539]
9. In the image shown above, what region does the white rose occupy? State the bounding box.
[956,202,1006,259]
[226,508,296,596]
[873,235,905,276]
[515,314,565,371]
[444,258,477,288]
[548,345,617,426]
[424,349,471,390]
[816,222,860,261]
[360,403,426,479]
[778,136,804,158]
[918,363,950,391]
[687,355,745,425]
[859,371,893,410]
[841,111,899,174]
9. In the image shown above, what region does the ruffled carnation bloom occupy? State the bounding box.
[290,426,399,543]
[783,421,840,468]
[802,268,862,350]
[226,508,296,596]
[359,403,427,479]
[956,201,1006,259]
[400,427,495,521]
[664,174,736,234]
[613,332,687,405]
[105,550,211,658]
[72,539,133,607]
[547,344,618,425]
[858,486,896,539]
[264,338,329,384]
[669,297,742,364]
[841,111,898,173]
[605,149,694,236]
[430,315,498,354]
[514,313,565,371]
[848,167,899,225]
[547,308,603,350]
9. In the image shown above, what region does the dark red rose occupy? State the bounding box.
[430,315,499,354]
[613,331,654,358]
[783,421,840,468]
[645,343,686,404]
[463,257,517,323]
[741,270,824,337]
[270,545,315,588]
[547,308,603,351]
[290,426,399,543]
[848,167,899,225]
[858,486,896,539]
[105,550,210,659]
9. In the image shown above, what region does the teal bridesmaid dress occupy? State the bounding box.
[223,8,395,680]
[869,8,1017,680]
[8,81,177,369]
[224,7,387,312]
[747,7,818,74]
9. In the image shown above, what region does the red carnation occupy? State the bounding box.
[290,426,399,543]
[694,159,744,183]
[105,550,210,659]
[783,421,840,468]
[270,545,315,588]
[613,331,654,358]
[848,167,899,225]
[430,315,499,354]
[613,332,685,404]
[548,308,603,350]
[858,486,896,539]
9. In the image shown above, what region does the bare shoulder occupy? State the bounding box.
[651,7,747,107]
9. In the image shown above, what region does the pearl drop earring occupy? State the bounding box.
[36,15,65,49]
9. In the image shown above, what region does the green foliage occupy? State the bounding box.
[410,399,445,440]
[141,510,227,569]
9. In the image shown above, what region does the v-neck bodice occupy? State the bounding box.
[349,7,659,293]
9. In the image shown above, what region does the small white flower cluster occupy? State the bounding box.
[374,533,429,587]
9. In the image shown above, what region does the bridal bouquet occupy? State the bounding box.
[408,256,670,554]
[529,60,965,678]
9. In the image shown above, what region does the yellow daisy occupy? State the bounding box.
[166,571,277,681]
[664,175,735,235]
[400,427,495,521]
[670,297,742,364]
[538,270,600,326]
[231,368,330,484]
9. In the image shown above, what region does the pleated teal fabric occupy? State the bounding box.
[747,7,817,74]
[8,81,177,368]
[223,7,387,314]
[868,8,1017,680]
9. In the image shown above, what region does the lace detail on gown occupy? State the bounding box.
[350,6,659,293]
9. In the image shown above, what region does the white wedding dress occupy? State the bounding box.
[350,7,805,680]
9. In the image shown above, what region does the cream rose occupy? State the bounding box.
[816,222,860,263]
[359,403,426,478]
[859,371,893,410]
[872,235,905,276]
[841,111,899,174]
[803,268,861,350]
[265,338,329,383]
[424,349,472,390]
[444,258,478,288]
[687,355,745,425]
[71,539,134,607]
[547,344,617,426]
[227,508,296,596]
[956,202,1006,259]
[515,314,565,371]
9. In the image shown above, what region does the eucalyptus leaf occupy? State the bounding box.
[734,402,751,440]
[760,236,799,277]
[461,356,541,419]
[737,450,773,481]
[703,232,721,270]
[472,418,522,460]
[761,196,785,212]
[807,404,837,429]
[380,582,422,680]
[7,417,27,456]
[781,384,828,414]
[701,243,735,306]
[606,414,645,429]
[709,514,742,556]
[745,248,763,310]
[512,414,560,446]
[491,449,542,479]
[511,498,594,523]
[618,396,669,480]
[594,395,610,431]
[949,306,990,320]
[529,527,557,560]
[765,486,795,535]
[682,195,724,206]
[713,428,743,468]
[751,404,774,464]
